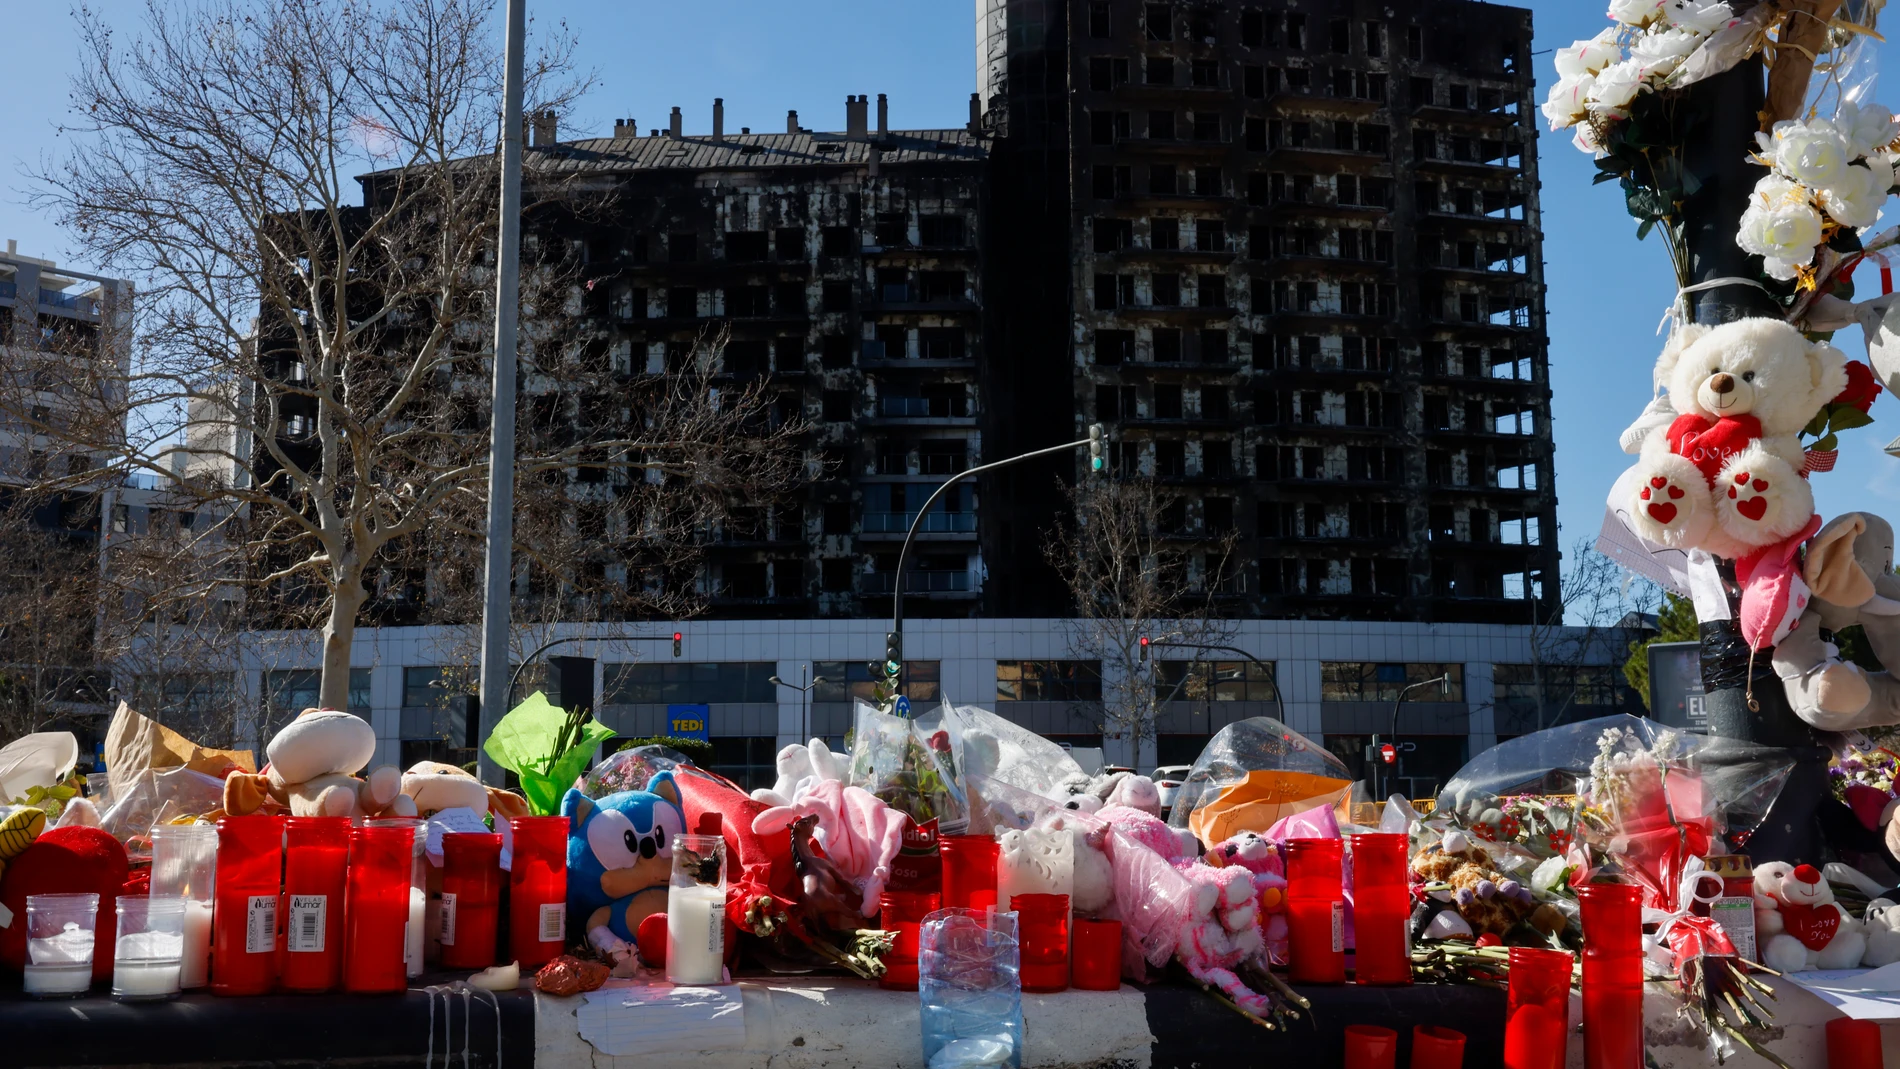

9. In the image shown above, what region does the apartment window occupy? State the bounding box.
[821,281,854,313]
[1193,167,1221,195]
[1155,439,1186,474]
[1197,220,1224,252]
[1204,437,1235,476]
[1092,164,1133,198]
[402,666,449,709]
[919,328,965,361]
[1097,384,1138,419]
[1097,329,1135,365]
[1192,111,1221,141]
[815,661,942,703]
[1091,110,1129,145]
[1199,328,1228,363]
[1088,1,1111,38]
[997,660,1102,702]
[820,335,852,369]
[1152,274,1181,306]
[1202,385,1229,419]
[1155,384,1184,419]
[1198,274,1225,308]
[669,233,697,262]
[1365,20,1384,57]
[820,226,855,256]
[1145,3,1173,41]
[1321,663,1463,702]
[919,270,965,303]
[1192,60,1220,88]
[1407,25,1423,59]
[1329,18,1350,52]
[822,389,854,421]
[1241,10,1264,46]
[1152,217,1180,250]
[1151,164,1178,194]
[1147,56,1175,85]
[604,662,777,705]
[1149,110,1176,139]
[869,325,907,361]
[1096,218,1134,252]
[1089,57,1115,91]
[726,285,770,317]
[919,214,967,247]
[726,230,768,261]
[1244,66,1265,98]
[820,558,854,593]
[1359,123,1389,156]
[264,669,374,729]
[667,287,698,319]
[775,227,806,260]
[1287,13,1306,49]
[1095,273,1136,309]
[1155,660,1276,703]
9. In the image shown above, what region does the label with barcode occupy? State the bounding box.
[538,902,565,943]
[1330,901,1345,954]
[246,895,277,955]
[286,895,326,953]
[439,892,458,946]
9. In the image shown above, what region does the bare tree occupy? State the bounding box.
[1501,537,1662,734]
[18,0,805,711]
[1045,476,1239,750]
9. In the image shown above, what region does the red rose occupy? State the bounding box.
[929,730,950,752]
[1834,361,1882,412]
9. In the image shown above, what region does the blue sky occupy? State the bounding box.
[5,1,1893,599]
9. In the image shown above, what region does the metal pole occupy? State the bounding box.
[476,0,526,787]
[1382,675,1448,803]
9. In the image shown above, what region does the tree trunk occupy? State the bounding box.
[319,570,366,711]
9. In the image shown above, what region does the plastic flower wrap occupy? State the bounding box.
[1166,717,1353,847]
[576,744,687,798]
[845,700,970,835]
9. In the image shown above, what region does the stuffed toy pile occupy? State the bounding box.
[224,709,414,818]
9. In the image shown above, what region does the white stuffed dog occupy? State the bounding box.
[1753,861,1866,972]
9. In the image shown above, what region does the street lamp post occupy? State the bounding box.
[769,667,827,744]
[1376,674,1450,803]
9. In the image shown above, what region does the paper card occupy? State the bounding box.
[1785,965,1900,1020]
[425,807,491,867]
[575,977,745,1056]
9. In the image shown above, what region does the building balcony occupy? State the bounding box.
[861,571,976,595]
[1260,144,1391,170]
[1102,303,1237,323]
[1247,197,1390,220]
[860,511,978,536]
[37,289,101,318]
[1413,103,1524,127]
[1253,255,1393,278]
[1264,89,1385,117]
[1108,359,1244,377]
[1414,155,1525,177]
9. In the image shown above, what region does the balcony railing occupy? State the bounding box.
[862,511,977,534]
[863,570,972,593]
[877,396,970,418]
[39,289,97,315]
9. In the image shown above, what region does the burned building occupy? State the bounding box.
[981,0,1558,623]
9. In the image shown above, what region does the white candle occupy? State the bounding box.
[179,900,213,989]
[666,883,726,984]
[23,962,91,996]
[112,958,182,1000]
[405,885,426,977]
[28,924,96,964]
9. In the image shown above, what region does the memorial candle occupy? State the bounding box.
[1286,838,1346,984]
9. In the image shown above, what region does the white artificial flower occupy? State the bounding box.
[1542,72,1596,129]
[1609,0,1669,27]
[1587,60,1649,119]
[1818,158,1894,228]
[1556,28,1625,78]
[1737,175,1823,279]
[1666,0,1733,34]
[1574,123,1608,157]
[1839,101,1900,159]
[1768,118,1854,190]
[1530,855,1571,895]
[1630,27,1703,67]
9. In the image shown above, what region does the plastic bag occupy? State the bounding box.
[1167,717,1354,847]
[945,705,1085,834]
[576,744,686,798]
[99,766,226,858]
[845,700,969,835]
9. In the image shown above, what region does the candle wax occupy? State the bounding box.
[404,886,426,978]
[29,923,97,965]
[666,883,726,985]
[113,958,183,999]
[179,900,213,988]
[23,962,91,996]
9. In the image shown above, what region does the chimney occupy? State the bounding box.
[669,106,683,138]
[877,93,889,136]
[968,93,982,135]
[529,110,558,147]
[846,95,868,138]
[712,98,725,142]
[786,109,799,134]
[612,118,638,138]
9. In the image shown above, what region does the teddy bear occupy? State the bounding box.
[749,738,846,808]
[1410,839,1540,940]
[222,709,416,819]
[401,761,530,821]
[1621,318,1848,561]
[1774,512,1900,731]
[1031,808,1115,914]
[1753,860,1867,972]
[1204,831,1289,958]
[1862,897,1900,967]
[565,772,687,969]
[1087,771,1163,817]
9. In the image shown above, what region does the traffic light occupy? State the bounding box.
[1088,422,1107,473]
[885,631,903,676]
[1139,635,1150,662]
[672,632,682,657]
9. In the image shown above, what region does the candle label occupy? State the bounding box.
[538,902,566,944]
[287,895,327,953]
[245,894,277,955]
[440,892,458,946]
[1711,896,1756,962]
[1331,901,1344,954]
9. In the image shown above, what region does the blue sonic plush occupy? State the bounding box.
[563,771,686,966]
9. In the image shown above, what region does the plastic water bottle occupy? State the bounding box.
[919,908,1023,1069]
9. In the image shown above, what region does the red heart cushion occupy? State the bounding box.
[1781,901,1842,951]
[0,826,131,980]
[1666,413,1764,484]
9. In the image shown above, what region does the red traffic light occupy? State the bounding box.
[672,632,683,657]
[1139,635,1150,661]
[1379,743,1397,764]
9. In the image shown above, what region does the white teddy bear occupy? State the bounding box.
[750,737,846,807]
[1862,898,1900,967]
[1621,318,1847,560]
[1753,860,1867,972]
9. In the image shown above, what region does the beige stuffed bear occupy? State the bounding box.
[1774,513,1900,730]
[401,761,529,821]
[1622,319,1847,560]
[223,709,416,819]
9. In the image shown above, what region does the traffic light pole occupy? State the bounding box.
[888,428,1105,698]
[1142,641,1284,707]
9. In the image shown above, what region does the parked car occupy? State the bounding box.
[1152,765,1193,816]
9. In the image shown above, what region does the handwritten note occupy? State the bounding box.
[425,807,493,867]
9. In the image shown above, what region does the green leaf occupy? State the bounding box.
[545,721,619,802]
[1593,170,1622,185]
[1813,431,1840,452]
[482,691,569,775]
[1803,408,1830,437]
[1831,405,1875,432]
[1636,217,1656,241]
[515,770,563,817]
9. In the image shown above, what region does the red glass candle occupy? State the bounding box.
[1578,883,1644,1069]
[1826,1017,1883,1069]
[342,824,412,993]
[509,816,568,968]
[1015,892,1070,993]
[1410,1024,1466,1069]
[211,814,283,996]
[279,816,348,993]
[1286,837,1346,984]
[440,833,504,970]
[877,890,940,991]
[939,835,1000,911]
[1070,917,1122,991]
[1344,1023,1398,1069]
[1350,833,1410,986]
[1505,946,1573,1069]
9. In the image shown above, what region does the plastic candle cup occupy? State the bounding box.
[211,814,284,996]
[1505,946,1573,1069]
[149,824,217,989]
[508,816,569,969]
[1410,1024,1466,1069]
[1286,837,1346,984]
[1069,917,1122,991]
[24,892,100,998]
[878,890,940,991]
[667,834,729,985]
[366,817,427,978]
[1578,883,1645,1069]
[279,816,350,993]
[113,895,187,1001]
[939,835,1000,911]
[1014,892,1071,993]
[343,824,413,994]
[1825,1016,1883,1069]
[1349,833,1411,986]
[1344,1023,1398,1069]
[439,833,504,970]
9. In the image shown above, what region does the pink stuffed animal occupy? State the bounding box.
[1206,831,1290,962]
